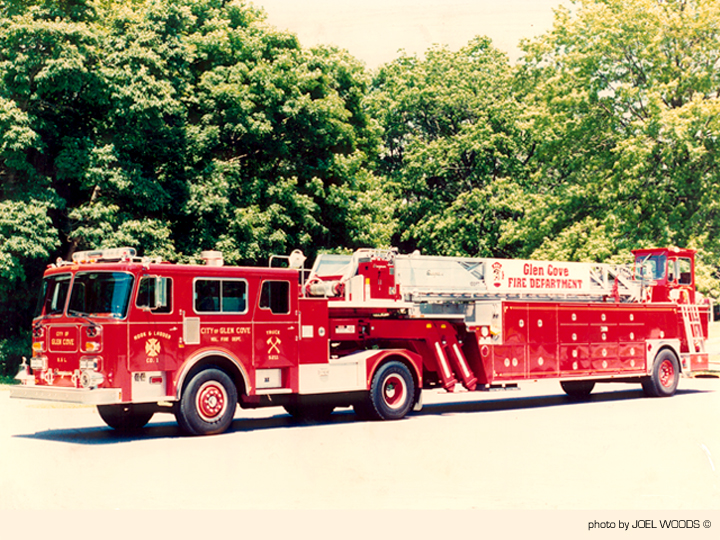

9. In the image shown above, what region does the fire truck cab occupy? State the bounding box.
[634,247,697,304]
[14,248,421,434]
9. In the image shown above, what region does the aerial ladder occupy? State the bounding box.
[304,248,643,307]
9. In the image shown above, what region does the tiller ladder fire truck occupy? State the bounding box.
[11,246,710,435]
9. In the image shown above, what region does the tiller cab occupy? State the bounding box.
[11,246,710,435]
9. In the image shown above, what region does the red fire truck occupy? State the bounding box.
[11,245,710,435]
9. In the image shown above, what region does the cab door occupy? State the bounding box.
[667,256,695,303]
[128,275,179,401]
[129,275,178,371]
[252,279,299,391]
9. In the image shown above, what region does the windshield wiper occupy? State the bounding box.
[67,310,101,329]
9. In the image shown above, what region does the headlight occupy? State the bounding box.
[79,357,100,370]
[30,356,48,371]
[79,370,104,389]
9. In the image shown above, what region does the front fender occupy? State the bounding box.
[173,348,252,399]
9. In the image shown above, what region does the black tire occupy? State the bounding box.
[642,349,680,398]
[353,401,375,420]
[175,368,237,435]
[98,404,154,432]
[283,404,335,423]
[560,380,595,399]
[366,361,415,421]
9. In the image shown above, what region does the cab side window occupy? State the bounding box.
[259,281,290,314]
[136,277,173,313]
[637,254,666,280]
[667,259,676,282]
[222,281,246,312]
[678,258,692,285]
[195,279,247,313]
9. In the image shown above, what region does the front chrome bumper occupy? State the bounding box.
[10,385,122,405]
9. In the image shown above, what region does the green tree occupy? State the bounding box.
[368,37,528,257]
[1,0,390,265]
[177,3,391,263]
[0,0,99,376]
[515,0,720,293]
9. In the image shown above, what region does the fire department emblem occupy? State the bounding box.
[491,262,504,288]
[267,336,281,354]
[145,338,161,357]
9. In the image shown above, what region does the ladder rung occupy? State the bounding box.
[680,304,705,353]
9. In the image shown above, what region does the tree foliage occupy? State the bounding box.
[515,0,720,276]
[1,0,391,270]
[368,37,528,257]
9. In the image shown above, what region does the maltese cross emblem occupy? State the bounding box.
[145,338,161,357]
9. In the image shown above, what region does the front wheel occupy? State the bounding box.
[176,368,238,435]
[365,361,416,421]
[642,349,680,398]
[98,404,154,432]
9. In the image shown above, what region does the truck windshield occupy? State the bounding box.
[67,272,135,319]
[34,273,72,318]
[636,254,666,280]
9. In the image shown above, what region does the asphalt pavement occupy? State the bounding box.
[1,374,719,511]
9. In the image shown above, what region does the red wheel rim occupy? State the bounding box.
[659,359,675,388]
[382,374,407,410]
[196,381,228,422]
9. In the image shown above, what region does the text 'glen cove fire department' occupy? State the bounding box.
[11,245,712,435]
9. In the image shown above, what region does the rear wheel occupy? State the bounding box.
[366,361,415,420]
[176,368,237,435]
[642,349,680,397]
[560,380,595,399]
[98,404,154,432]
